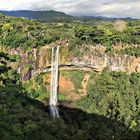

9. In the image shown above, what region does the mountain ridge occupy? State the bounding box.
[0,10,73,22]
[0,10,137,22]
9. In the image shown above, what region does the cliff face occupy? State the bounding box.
[2,44,140,81]
[72,53,140,73]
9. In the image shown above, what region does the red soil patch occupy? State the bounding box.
[47,75,75,94]
[45,73,90,101]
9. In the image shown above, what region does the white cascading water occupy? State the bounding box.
[50,46,60,118]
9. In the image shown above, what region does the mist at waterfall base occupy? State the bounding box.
[49,46,60,118]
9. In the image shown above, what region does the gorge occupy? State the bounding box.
[1,13,140,140]
[3,44,140,82]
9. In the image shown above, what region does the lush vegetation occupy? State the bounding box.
[61,71,84,92]
[1,14,140,56]
[77,71,140,138]
[1,53,140,139]
[24,73,65,101]
[1,14,140,140]
[23,70,85,101]
[116,47,140,57]
[0,14,73,50]
[0,10,72,22]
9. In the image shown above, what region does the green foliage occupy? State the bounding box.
[0,15,70,50]
[77,71,140,131]
[2,14,140,140]
[2,14,140,56]
[0,52,139,140]
[0,52,20,86]
[58,93,66,101]
[24,74,48,99]
[119,47,140,57]
[61,71,84,92]
[2,23,13,31]
[0,16,127,48]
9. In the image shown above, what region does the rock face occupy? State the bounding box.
[136,64,140,72]
[67,45,140,73]
[71,49,140,73]
[3,45,140,81]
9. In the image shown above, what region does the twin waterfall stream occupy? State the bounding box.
[49,46,60,118]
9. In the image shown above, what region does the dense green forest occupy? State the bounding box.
[1,14,140,140]
[0,10,73,22]
[78,71,140,130]
[1,14,140,56]
[0,52,139,140]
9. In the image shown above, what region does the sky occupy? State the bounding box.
[0,0,140,18]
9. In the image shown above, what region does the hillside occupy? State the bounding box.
[1,14,140,139]
[0,10,73,22]
[0,52,139,140]
[1,10,134,23]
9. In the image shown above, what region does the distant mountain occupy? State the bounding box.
[0,10,135,23]
[79,16,135,21]
[0,10,73,22]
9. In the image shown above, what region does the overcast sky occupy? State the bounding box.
[0,0,140,18]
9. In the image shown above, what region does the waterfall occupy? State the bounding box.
[50,46,59,118]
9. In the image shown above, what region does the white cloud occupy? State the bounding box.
[0,0,37,10]
[0,0,140,18]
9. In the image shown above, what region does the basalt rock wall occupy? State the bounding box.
[1,44,140,81]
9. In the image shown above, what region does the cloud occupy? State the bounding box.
[0,0,140,18]
[0,0,37,10]
[96,0,140,18]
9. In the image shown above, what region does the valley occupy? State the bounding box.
[1,12,140,140]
